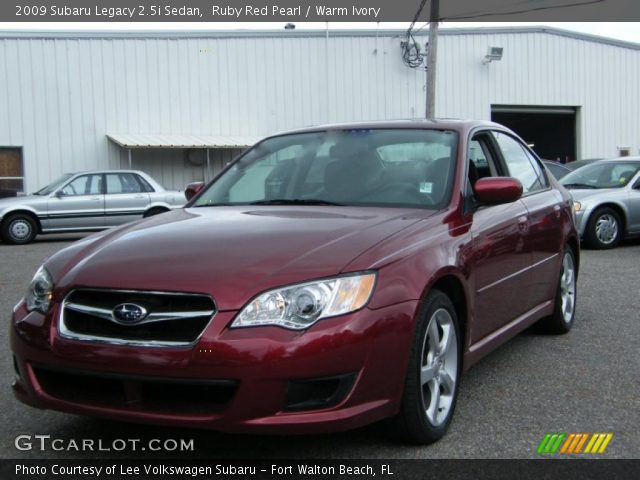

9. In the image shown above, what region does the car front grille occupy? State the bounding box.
[33,366,237,414]
[60,289,216,347]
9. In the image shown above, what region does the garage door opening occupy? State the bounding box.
[491,106,577,163]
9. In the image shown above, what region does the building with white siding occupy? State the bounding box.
[0,26,639,194]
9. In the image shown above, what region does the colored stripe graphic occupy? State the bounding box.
[573,433,589,453]
[537,434,552,454]
[597,433,613,453]
[537,433,565,454]
[539,433,613,454]
[584,433,614,454]
[560,433,575,453]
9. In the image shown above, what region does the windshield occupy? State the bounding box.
[561,162,640,189]
[193,129,458,209]
[34,174,74,195]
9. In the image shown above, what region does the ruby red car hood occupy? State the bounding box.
[48,206,434,311]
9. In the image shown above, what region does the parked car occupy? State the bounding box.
[566,158,602,171]
[11,120,579,444]
[561,157,640,248]
[543,160,572,180]
[0,170,185,244]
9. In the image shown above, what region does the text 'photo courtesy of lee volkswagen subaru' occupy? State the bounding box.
[11,120,579,444]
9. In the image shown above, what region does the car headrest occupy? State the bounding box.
[329,141,370,160]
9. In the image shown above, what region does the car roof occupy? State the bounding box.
[64,170,149,176]
[543,161,571,169]
[591,157,640,164]
[266,119,504,138]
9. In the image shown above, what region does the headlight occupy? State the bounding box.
[574,201,582,212]
[25,266,53,314]
[232,272,377,330]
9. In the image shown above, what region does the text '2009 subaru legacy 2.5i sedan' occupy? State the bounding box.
[11,120,579,444]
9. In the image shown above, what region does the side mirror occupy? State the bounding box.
[185,182,205,201]
[474,177,523,205]
[54,190,64,199]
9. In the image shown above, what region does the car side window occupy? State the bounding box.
[135,174,155,192]
[467,133,504,194]
[492,131,545,194]
[106,173,144,194]
[522,148,549,188]
[60,174,102,196]
[469,138,500,179]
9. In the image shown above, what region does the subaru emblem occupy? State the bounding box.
[112,303,148,325]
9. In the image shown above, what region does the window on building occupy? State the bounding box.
[0,147,24,197]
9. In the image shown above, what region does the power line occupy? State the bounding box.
[401,0,429,69]
[441,0,605,21]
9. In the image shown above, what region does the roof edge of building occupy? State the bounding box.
[0,25,638,50]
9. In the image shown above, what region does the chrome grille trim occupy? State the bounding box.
[59,288,217,348]
[64,302,215,325]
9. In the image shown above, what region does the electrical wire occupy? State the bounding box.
[441,0,605,21]
[402,0,430,69]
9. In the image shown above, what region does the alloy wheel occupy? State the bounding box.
[420,308,458,427]
[560,251,576,323]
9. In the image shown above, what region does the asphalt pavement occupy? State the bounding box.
[1,234,638,459]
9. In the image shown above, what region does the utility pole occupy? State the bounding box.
[425,0,439,118]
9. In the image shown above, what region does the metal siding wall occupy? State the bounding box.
[1,32,639,191]
[436,32,640,158]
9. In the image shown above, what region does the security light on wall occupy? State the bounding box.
[483,46,504,64]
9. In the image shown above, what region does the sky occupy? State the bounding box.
[0,22,638,44]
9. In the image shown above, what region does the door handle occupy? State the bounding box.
[90,196,102,201]
[517,215,528,233]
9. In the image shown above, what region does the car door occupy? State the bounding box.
[104,173,151,226]
[491,131,566,310]
[467,132,532,343]
[46,174,105,230]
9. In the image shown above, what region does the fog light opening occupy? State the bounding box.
[284,372,357,412]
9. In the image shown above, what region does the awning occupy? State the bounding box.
[106,133,260,149]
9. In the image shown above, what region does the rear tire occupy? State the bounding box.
[536,248,577,334]
[385,289,461,444]
[143,207,169,218]
[585,207,621,249]
[1,214,37,244]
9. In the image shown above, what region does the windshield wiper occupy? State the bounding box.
[249,199,344,206]
[562,183,597,189]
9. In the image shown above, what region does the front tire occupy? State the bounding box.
[586,207,622,249]
[1,214,37,244]
[536,248,577,334]
[386,289,461,444]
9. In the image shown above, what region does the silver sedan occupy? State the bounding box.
[0,170,185,244]
[561,158,640,248]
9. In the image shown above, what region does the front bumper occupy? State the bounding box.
[11,299,418,434]
[574,210,588,237]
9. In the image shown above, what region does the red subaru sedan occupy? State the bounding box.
[11,120,579,444]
